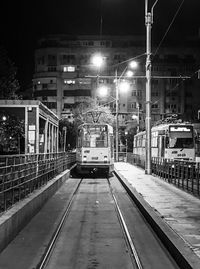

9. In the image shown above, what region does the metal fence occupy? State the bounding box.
[0,152,76,213]
[152,157,200,196]
[115,152,127,162]
[126,153,200,197]
[126,153,145,168]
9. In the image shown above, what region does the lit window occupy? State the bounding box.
[63,66,75,72]
[64,80,75,85]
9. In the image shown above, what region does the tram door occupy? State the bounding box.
[158,135,165,158]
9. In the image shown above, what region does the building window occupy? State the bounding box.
[61,54,76,64]
[131,103,136,109]
[63,66,75,72]
[132,91,136,96]
[43,102,57,109]
[48,66,56,72]
[64,80,75,85]
[152,79,158,85]
[42,84,48,89]
[37,56,45,65]
[42,96,47,101]
[48,54,57,66]
[152,104,158,109]
[152,91,159,97]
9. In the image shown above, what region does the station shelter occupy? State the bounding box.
[0,100,59,154]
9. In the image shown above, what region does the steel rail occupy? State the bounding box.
[107,178,143,269]
[38,178,83,269]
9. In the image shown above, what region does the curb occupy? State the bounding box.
[114,168,200,269]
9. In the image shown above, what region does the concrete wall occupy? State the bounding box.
[0,167,74,252]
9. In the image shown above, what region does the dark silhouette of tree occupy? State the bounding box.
[0,46,20,99]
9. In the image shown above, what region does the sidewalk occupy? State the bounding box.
[114,162,200,260]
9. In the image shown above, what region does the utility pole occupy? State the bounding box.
[145,0,159,175]
[115,69,119,162]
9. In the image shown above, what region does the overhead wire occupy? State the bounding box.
[153,0,185,58]
[151,0,200,97]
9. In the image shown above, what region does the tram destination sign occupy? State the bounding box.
[169,126,192,132]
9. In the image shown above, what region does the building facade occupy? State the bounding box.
[32,35,200,130]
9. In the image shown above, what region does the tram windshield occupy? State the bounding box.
[82,125,108,148]
[168,126,194,149]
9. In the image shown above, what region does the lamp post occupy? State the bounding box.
[92,54,138,162]
[91,54,104,105]
[145,0,159,175]
[115,69,119,162]
[115,61,138,162]
[137,102,140,133]
[125,131,128,162]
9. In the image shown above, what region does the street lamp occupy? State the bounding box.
[91,54,104,68]
[92,54,138,162]
[115,60,138,162]
[145,0,159,174]
[91,53,105,104]
[125,131,128,162]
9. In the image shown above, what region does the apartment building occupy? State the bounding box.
[33,35,200,129]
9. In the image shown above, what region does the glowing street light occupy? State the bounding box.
[91,54,104,68]
[91,53,138,162]
[118,81,130,93]
[126,70,134,78]
[98,85,109,97]
[129,61,138,69]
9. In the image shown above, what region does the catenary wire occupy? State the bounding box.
[153,0,185,58]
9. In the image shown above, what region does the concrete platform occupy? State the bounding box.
[114,162,200,265]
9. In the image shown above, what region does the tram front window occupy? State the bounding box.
[168,133,194,149]
[83,126,108,148]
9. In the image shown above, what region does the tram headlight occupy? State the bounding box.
[83,156,87,162]
[104,156,108,163]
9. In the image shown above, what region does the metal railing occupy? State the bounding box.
[126,153,145,168]
[0,152,76,213]
[126,153,200,197]
[152,157,200,196]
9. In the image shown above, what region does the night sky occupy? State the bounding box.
[0,0,200,88]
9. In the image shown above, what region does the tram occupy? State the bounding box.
[76,123,114,176]
[133,123,196,166]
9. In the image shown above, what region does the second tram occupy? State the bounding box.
[76,123,114,176]
[133,123,196,166]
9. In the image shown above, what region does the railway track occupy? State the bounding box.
[38,174,179,269]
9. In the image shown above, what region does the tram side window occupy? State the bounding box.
[142,136,146,147]
[110,136,114,157]
[134,137,137,148]
[151,132,158,148]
